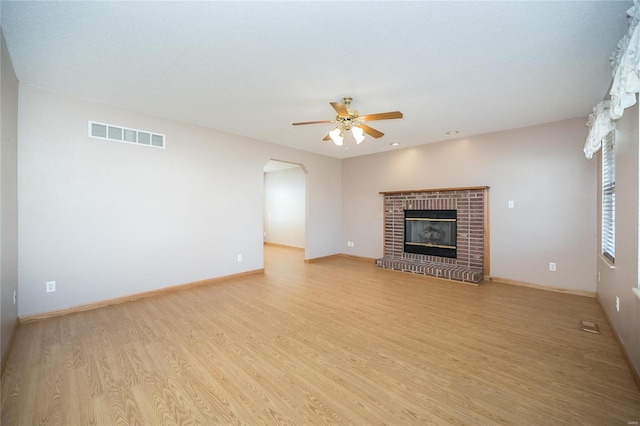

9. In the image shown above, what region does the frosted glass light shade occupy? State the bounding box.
[329,127,344,146]
[352,126,365,144]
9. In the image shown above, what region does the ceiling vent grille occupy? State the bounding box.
[88,121,165,149]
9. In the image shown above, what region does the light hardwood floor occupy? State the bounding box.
[2,245,639,425]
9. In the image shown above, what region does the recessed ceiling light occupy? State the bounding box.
[446,130,459,135]
[390,142,400,146]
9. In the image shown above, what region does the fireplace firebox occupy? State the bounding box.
[404,210,457,258]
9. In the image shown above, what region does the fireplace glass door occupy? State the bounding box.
[404,210,457,258]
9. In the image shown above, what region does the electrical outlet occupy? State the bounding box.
[616,296,620,312]
[46,281,56,293]
[347,241,354,247]
[508,200,515,209]
[597,272,601,282]
[549,262,556,272]
[237,254,242,262]
[13,290,16,305]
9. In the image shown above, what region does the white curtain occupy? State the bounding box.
[610,1,640,120]
[585,0,640,159]
[584,101,614,160]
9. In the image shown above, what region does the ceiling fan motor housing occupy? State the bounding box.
[337,111,359,130]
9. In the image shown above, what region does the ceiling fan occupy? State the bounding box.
[292,97,403,146]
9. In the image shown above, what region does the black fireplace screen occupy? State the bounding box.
[404,210,457,258]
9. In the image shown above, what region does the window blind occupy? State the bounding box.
[602,133,615,263]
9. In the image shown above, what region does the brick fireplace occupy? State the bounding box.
[376,186,489,284]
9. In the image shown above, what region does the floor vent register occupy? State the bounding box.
[579,320,600,334]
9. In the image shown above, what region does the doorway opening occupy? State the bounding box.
[263,160,307,264]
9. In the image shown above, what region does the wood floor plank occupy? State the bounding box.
[2,245,640,424]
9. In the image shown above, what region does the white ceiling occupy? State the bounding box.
[1,1,632,159]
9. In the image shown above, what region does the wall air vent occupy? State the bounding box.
[88,121,165,149]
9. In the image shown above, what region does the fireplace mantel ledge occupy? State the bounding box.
[379,186,490,195]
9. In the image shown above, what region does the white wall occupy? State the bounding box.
[597,101,640,378]
[264,167,305,248]
[17,85,341,317]
[342,118,597,292]
[1,31,19,360]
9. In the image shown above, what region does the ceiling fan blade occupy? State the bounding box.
[359,111,403,121]
[292,120,335,126]
[359,124,384,138]
[322,134,332,141]
[330,102,349,117]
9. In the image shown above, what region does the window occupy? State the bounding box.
[602,132,615,263]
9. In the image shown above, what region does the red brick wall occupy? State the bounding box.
[380,188,486,278]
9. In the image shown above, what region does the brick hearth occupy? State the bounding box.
[376,187,489,284]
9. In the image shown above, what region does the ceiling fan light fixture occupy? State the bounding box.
[292,97,403,147]
[329,126,344,146]
[352,126,365,144]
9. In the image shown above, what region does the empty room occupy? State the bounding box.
[1,1,640,424]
